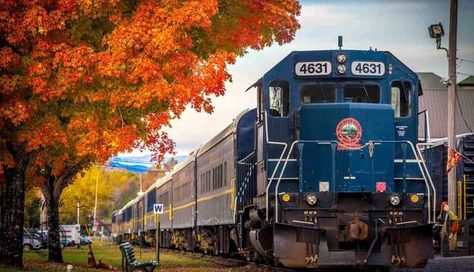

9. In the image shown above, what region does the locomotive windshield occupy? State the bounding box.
[343,83,379,103]
[300,83,336,103]
[298,82,380,104]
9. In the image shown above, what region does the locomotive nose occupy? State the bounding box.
[299,103,395,193]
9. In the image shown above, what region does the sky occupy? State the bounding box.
[123,0,474,158]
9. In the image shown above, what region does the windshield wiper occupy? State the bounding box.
[361,81,370,102]
[400,78,410,102]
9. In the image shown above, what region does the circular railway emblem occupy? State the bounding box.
[336,118,362,150]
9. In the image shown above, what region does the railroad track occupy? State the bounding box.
[158,248,421,272]
[160,248,298,271]
[164,248,474,272]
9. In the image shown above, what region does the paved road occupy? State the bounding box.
[422,256,474,272]
[394,256,474,272]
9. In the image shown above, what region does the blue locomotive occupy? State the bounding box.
[112,48,437,269]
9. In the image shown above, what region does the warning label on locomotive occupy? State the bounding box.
[295,61,332,76]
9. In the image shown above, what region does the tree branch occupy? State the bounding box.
[53,158,91,199]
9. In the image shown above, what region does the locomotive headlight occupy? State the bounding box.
[410,194,419,203]
[428,23,444,39]
[305,193,318,206]
[337,64,346,74]
[337,54,347,63]
[389,194,401,206]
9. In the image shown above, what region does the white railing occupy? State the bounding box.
[274,140,334,222]
[415,142,439,222]
[233,153,255,223]
[263,111,288,221]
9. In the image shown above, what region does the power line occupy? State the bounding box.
[458,71,474,77]
[458,57,474,65]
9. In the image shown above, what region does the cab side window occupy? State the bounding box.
[269,80,289,117]
[391,81,411,118]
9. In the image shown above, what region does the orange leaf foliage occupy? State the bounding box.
[0,0,300,175]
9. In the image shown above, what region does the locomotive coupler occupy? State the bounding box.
[346,218,369,241]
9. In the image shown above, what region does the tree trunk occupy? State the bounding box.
[0,155,28,268]
[43,175,63,263]
[39,159,88,263]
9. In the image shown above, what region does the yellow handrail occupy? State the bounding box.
[458,180,462,219]
[464,175,467,220]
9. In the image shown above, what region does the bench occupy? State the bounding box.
[119,242,158,272]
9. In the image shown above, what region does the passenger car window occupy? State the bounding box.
[300,83,336,103]
[391,81,411,117]
[344,83,380,103]
[269,80,289,117]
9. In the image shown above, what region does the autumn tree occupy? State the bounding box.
[60,166,141,225]
[60,166,113,225]
[0,0,300,267]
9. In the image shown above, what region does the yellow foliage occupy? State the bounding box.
[60,165,138,224]
[59,164,166,225]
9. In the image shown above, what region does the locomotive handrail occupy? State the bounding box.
[420,132,474,148]
[273,139,436,223]
[416,142,440,222]
[372,140,436,223]
[263,111,288,221]
[386,140,436,223]
[418,110,431,143]
[233,152,256,223]
[274,140,336,223]
[237,151,255,165]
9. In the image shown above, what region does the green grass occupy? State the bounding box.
[0,244,241,272]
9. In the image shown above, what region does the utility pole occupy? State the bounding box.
[93,170,99,235]
[447,0,458,211]
[139,173,143,194]
[76,199,80,225]
[155,213,160,263]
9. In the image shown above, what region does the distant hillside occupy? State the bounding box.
[168,155,187,163]
[108,154,188,173]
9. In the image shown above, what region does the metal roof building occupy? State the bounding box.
[418,72,474,139]
[459,76,474,89]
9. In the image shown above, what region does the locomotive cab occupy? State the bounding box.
[245,49,435,268]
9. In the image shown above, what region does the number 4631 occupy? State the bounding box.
[299,63,328,74]
[352,62,384,75]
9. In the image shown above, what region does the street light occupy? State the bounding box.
[428,22,448,56]
[428,23,444,39]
